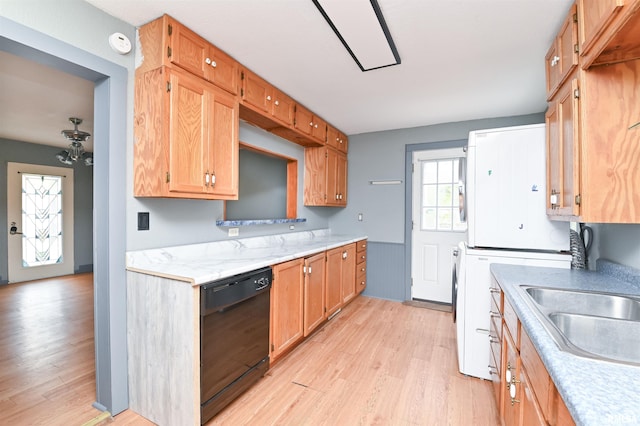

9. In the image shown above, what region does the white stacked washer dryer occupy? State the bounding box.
[454,124,570,380]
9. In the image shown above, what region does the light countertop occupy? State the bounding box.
[126,229,366,285]
[491,260,640,426]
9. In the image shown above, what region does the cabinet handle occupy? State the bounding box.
[266,95,272,101]
[205,57,211,65]
[205,172,210,186]
[342,251,347,259]
[314,124,318,128]
[274,100,279,106]
[309,121,314,127]
[210,60,217,68]
[211,173,216,186]
[308,266,312,274]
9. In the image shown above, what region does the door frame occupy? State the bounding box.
[7,162,75,282]
[1,17,129,414]
[404,139,467,302]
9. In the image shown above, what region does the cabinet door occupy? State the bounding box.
[241,69,271,113]
[271,258,304,361]
[521,368,547,426]
[311,116,327,143]
[303,253,326,336]
[546,78,580,217]
[304,146,327,206]
[502,331,522,426]
[167,70,209,194]
[168,19,210,80]
[272,88,295,126]
[325,247,344,317]
[341,244,356,304]
[208,47,238,95]
[294,104,314,137]
[207,88,239,198]
[336,152,348,205]
[578,0,625,57]
[557,4,579,87]
[326,148,339,204]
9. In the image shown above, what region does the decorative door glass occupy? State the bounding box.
[21,173,64,267]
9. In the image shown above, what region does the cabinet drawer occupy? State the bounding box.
[356,264,367,294]
[356,239,367,253]
[503,296,520,349]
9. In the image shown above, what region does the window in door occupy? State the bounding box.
[7,162,74,283]
[419,158,466,232]
[21,173,64,267]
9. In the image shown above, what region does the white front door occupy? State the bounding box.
[411,149,466,303]
[7,162,75,283]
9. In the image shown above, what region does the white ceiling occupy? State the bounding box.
[0,0,572,150]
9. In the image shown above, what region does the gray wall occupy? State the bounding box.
[127,122,331,250]
[0,138,94,283]
[590,224,640,270]
[331,113,546,300]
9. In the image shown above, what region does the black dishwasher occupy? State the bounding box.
[200,266,272,424]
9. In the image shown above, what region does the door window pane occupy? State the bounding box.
[21,173,64,267]
[419,158,466,232]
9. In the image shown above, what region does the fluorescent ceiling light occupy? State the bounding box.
[313,0,401,72]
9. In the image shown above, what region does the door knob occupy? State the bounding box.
[9,222,22,235]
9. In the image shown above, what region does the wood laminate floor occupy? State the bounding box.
[1,275,498,425]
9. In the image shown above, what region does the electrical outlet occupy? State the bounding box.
[137,212,149,230]
[228,228,239,237]
[289,225,295,230]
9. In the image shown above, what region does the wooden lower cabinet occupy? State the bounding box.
[271,243,361,362]
[492,279,575,426]
[355,239,367,294]
[270,258,304,361]
[303,252,326,337]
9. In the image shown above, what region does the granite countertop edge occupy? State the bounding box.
[491,260,640,426]
[125,229,367,286]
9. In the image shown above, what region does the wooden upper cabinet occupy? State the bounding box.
[327,126,348,153]
[137,15,238,95]
[294,103,327,144]
[545,4,578,100]
[578,0,640,67]
[304,146,347,207]
[545,77,580,218]
[240,68,295,127]
[134,66,239,200]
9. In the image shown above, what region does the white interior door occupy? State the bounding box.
[411,149,466,303]
[7,162,74,283]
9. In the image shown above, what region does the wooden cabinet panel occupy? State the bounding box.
[167,70,208,194]
[167,18,210,80]
[503,296,520,350]
[546,77,580,217]
[521,329,553,421]
[304,147,347,207]
[294,103,326,144]
[502,331,521,426]
[327,126,348,153]
[241,69,271,113]
[546,4,578,99]
[271,258,305,361]
[355,239,367,294]
[303,253,326,337]
[579,0,640,67]
[134,67,239,200]
[341,243,356,305]
[325,248,344,318]
[521,368,547,426]
[272,88,295,127]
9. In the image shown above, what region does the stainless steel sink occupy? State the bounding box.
[549,312,640,365]
[525,286,640,321]
[519,285,640,366]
